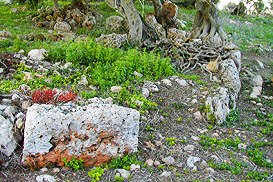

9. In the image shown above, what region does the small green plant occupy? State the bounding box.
[63,157,84,170]
[246,171,270,180]
[107,154,141,170]
[222,109,240,126]
[166,137,177,146]
[88,167,105,182]
[114,175,125,182]
[208,159,246,175]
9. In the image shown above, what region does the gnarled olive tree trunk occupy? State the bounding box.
[106,0,143,46]
[189,0,227,45]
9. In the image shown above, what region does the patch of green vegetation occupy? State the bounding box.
[114,175,125,182]
[179,74,206,85]
[222,109,240,126]
[88,167,105,182]
[223,13,273,51]
[63,157,84,170]
[247,148,273,168]
[246,171,271,181]
[166,137,177,146]
[199,135,241,150]
[171,102,186,109]
[208,159,247,175]
[107,154,141,170]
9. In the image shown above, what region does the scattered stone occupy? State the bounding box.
[111,86,122,93]
[184,145,195,152]
[22,103,140,168]
[250,100,256,105]
[40,167,48,173]
[0,30,12,38]
[133,71,143,77]
[161,79,172,86]
[224,43,238,50]
[52,168,61,173]
[210,155,220,161]
[238,143,247,150]
[23,72,33,81]
[117,169,130,179]
[256,103,263,106]
[143,81,159,92]
[142,87,150,98]
[174,78,188,86]
[193,111,203,121]
[21,100,32,110]
[54,21,71,32]
[191,136,200,141]
[28,49,47,62]
[212,133,219,137]
[11,93,20,103]
[154,140,162,147]
[187,156,200,170]
[201,160,208,167]
[250,75,263,99]
[162,156,175,165]
[78,75,88,86]
[176,162,183,168]
[18,49,25,54]
[153,160,160,167]
[160,171,171,178]
[105,16,126,32]
[36,174,56,182]
[95,33,128,48]
[145,159,154,166]
[199,129,208,134]
[191,99,198,104]
[130,164,140,171]
[205,167,215,173]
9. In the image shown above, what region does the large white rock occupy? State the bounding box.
[28,49,47,62]
[0,115,17,156]
[22,102,140,168]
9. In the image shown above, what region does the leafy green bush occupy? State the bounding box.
[107,154,141,170]
[63,157,84,170]
[88,167,105,182]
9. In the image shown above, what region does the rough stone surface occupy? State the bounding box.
[0,115,17,156]
[184,145,195,152]
[28,49,47,62]
[22,102,140,168]
[105,16,126,32]
[111,86,122,93]
[95,33,128,48]
[160,171,171,178]
[0,30,12,38]
[36,174,56,182]
[54,21,72,32]
[187,156,200,170]
[117,169,130,179]
[250,75,263,99]
[229,50,242,71]
[162,156,175,165]
[219,59,241,97]
[143,81,159,93]
[167,28,187,41]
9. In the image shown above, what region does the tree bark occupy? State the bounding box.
[106,0,143,46]
[189,0,227,46]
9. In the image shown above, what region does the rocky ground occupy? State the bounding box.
[0,2,273,182]
[0,51,272,182]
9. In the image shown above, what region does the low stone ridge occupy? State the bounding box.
[22,102,140,168]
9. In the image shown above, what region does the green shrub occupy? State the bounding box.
[107,154,141,170]
[63,157,84,170]
[88,167,105,182]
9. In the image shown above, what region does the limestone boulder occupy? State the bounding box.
[0,115,17,156]
[28,49,47,62]
[54,21,71,32]
[95,33,128,48]
[106,16,126,32]
[22,102,140,168]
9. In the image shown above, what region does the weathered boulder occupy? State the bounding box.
[95,33,128,48]
[250,75,263,99]
[22,102,140,168]
[106,16,126,32]
[82,14,96,30]
[28,49,47,62]
[219,59,241,98]
[205,58,241,124]
[0,115,17,156]
[54,21,71,32]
